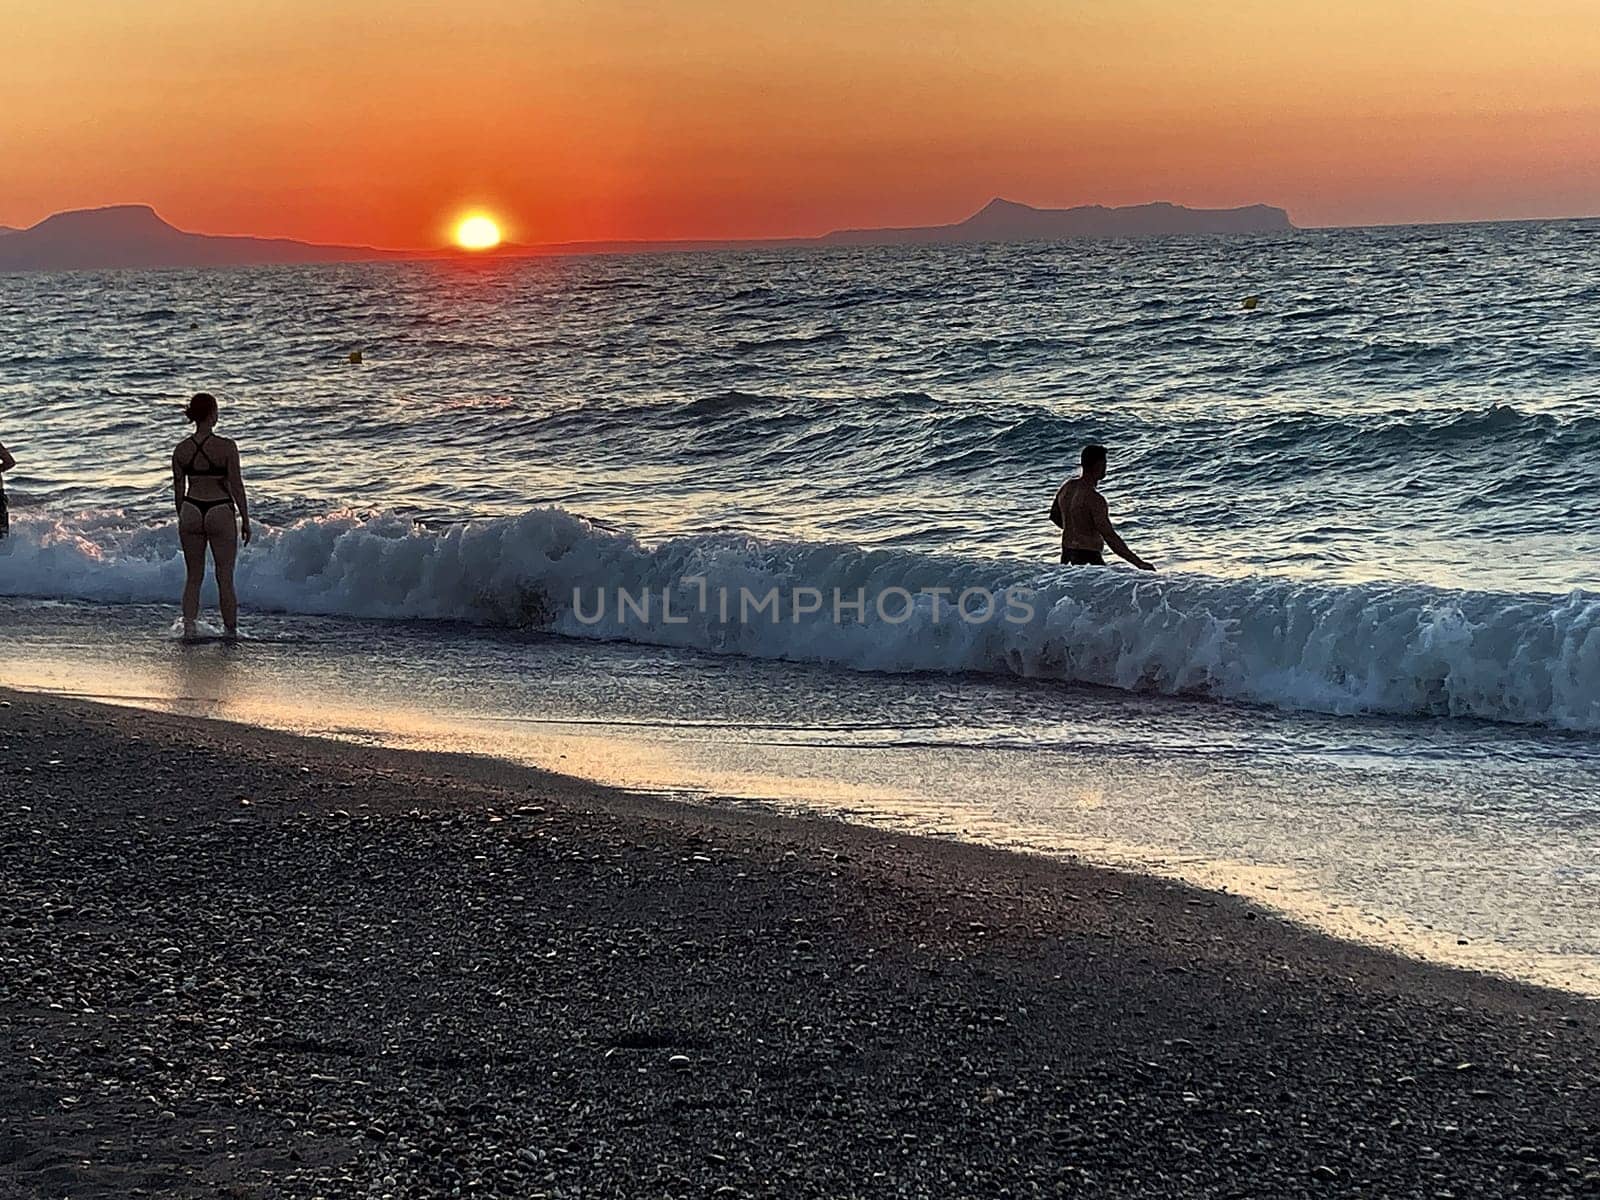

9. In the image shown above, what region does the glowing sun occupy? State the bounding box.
[454,214,502,251]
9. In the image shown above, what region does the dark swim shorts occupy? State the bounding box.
[1061,548,1105,565]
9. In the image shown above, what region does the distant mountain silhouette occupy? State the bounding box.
[486,198,1294,257]
[0,205,407,272]
[1,196,1296,272]
[820,198,1294,245]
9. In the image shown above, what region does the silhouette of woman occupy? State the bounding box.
[171,393,251,638]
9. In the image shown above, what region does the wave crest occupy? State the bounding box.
[3,506,1597,732]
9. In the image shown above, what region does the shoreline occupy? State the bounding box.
[2,686,1596,1196]
[10,653,1597,999]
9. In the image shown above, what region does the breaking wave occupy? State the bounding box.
[4,506,1596,733]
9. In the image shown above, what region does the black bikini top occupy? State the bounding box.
[181,432,229,479]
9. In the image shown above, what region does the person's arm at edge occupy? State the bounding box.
[1094,494,1155,571]
[1048,482,1064,528]
[227,443,251,545]
[0,442,14,473]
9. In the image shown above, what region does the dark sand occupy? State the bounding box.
[1,687,1595,1198]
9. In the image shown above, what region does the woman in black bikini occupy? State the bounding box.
[171,392,251,638]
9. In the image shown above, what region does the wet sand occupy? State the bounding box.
[1,687,1596,1198]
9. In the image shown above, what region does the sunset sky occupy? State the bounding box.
[3,0,1598,248]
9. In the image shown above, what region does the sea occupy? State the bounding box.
[3,220,1598,992]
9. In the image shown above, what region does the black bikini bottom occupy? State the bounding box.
[183,496,235,516]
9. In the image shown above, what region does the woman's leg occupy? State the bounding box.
[205,505,241,634]
[178,503,208,636]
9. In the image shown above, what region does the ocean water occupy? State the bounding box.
[3,221,1599,989]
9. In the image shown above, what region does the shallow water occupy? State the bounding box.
[3,226,1598,990]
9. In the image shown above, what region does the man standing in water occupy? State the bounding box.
[0,439,13,539]
[1050,444,1156,570]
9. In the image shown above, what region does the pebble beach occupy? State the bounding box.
[1,687,1597,1198]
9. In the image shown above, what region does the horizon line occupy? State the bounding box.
[4,200,1598,264]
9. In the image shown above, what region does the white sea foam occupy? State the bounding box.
[3,506,1597,732]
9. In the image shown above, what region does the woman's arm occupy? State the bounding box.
[228,443,251,544]
[0,442,14,473]
[171,449,186,514]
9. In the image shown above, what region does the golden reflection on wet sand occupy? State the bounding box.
[7,654,1596,998]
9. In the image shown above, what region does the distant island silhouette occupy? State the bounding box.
[0,205,407,272]
[0,198,1295,273]
[821,198,1294,244]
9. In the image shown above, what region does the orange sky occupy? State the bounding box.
[3,0,1598,247]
